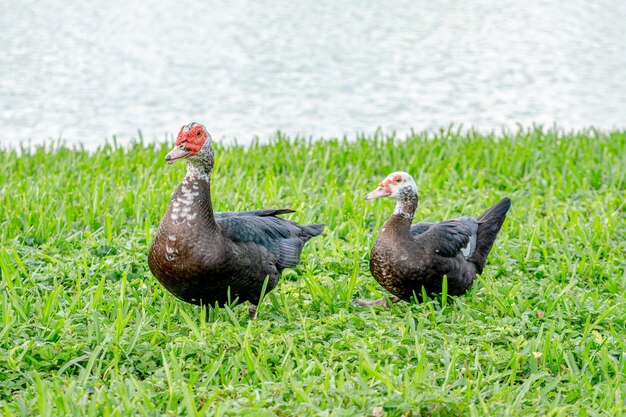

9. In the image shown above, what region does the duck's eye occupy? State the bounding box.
[196,130,203,136]
[396,178,402,183]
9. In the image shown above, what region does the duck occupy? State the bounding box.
[148,122,324,319]
[355,171,510,307]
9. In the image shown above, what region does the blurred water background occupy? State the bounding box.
[1,0,625,149]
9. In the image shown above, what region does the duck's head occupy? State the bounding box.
[365,171,418,200]
[166,122,212,164]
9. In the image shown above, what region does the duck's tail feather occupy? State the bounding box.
[468,197,511,274]
[277,224,324,268]
[300,224,325,240]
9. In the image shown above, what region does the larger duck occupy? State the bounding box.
[148,122,324,318]
[356,171,510,307]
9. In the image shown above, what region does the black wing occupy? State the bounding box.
[214,209,295,219]
[455,216,478,258]
[410,222,434,237]
[420,218,477,258]
[217,212,322,268]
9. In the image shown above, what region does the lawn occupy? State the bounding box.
[1,127,625,416]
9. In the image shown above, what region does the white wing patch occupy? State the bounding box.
[461,241,471,258]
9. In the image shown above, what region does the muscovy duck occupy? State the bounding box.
[355,171,510,307]
[148,122,324,318]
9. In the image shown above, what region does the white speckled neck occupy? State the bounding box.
[167,135,219,230]
[186,164,212,182]
[393,200,415,220]
[392,188,418,220]
[173,179,200,220]
[185,139,214,182]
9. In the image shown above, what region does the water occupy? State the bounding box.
[1,0,625,149]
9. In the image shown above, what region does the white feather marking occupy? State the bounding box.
[171,180,204,223]
[168,235,176,241]
[175,186,200,224]
[185,161,212,182]
[461,242,471,258]
[392,205,413,220]
[164,243,179,261]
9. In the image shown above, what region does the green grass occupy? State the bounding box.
[1,127,625,416]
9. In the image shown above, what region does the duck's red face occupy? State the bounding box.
[166,123,210,164]
[365,172,417,200]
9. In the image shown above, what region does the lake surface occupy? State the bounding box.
[1,0,626,149]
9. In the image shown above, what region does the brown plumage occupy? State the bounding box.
[355,171,510,307]
[148,122,324,318]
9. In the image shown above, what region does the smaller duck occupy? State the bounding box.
[356,171,511,307]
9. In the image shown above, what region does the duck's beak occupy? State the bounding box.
[165,146,192,164]
[365,185,391,200]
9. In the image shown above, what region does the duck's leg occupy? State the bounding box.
[354,296,400,308]
[248,304,258,320]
